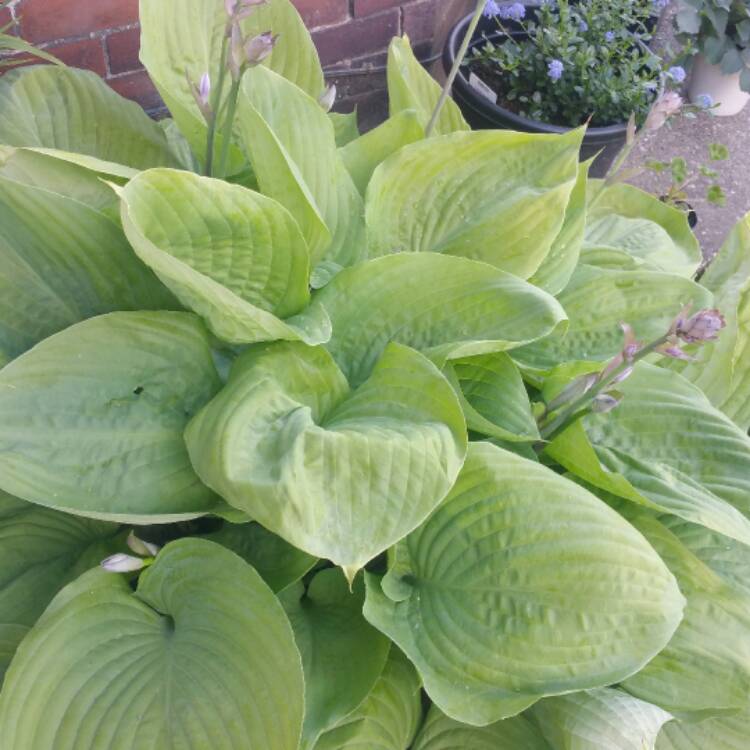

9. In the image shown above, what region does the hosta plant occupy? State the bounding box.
[0,0,749,748]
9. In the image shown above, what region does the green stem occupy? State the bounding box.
[216,77,241,179]
[538,335,669,441]
[425,0,485,137]
[205,32,230,177]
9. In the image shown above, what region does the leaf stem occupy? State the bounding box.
[216,78,241,179]
[425,0,485,137]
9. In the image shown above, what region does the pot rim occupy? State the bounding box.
[444,11,631,139]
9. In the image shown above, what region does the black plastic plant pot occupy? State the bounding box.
[443,10,632,178]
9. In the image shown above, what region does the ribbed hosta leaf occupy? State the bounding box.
[446,352,539,441]
[530,159,591,296]
[0,539,305,750]
[331,111,360,147]
[547,363,750,547]
[364,442,684,725]
[386,36,468,136]
[365,129,582,279]
[0,312,225,522]
[0,66,176,170]
[280,570,391,750]
[0,175,175,367]
[0,492,121,681]
[582,182,701,277]
[313,253,567,387]
[341,110,424,196]
[140,0,324,168]
[238,65,364,271]
[313,648,423,750]
[515,264,712,369]
[411,706,551,750]
[664,211,750,430]
[621,515,750,718]
[201,522,317,593]
[657,710,749,750]
[531,688,672,750]
[120,168,330,345]
[186,341,467,573]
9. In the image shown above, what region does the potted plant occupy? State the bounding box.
[675,0,750,115]
[444,0,667,175]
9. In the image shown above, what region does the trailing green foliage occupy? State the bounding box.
[0,1,748,748]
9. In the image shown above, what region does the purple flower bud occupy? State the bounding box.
[548,59,564,81]
[101,553,147,573]
[484,0,502,17]
[668,65,686,83]
[319,83,337,112]
[697,93,714,109]
[498,2,526,21]
[244,31,277,67]
[225,0,266,18]
[657,343,694,361]
[228,21,244,80]
[127,531,160,558]
[609,365,634,385]
[675,308,726,343]
[592,393,622,413]
[620,323,640,361]
[187,70,212,121]
[605,31,616,42]
[644,91,683,130]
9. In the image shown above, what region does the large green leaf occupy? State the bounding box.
[386,36,468,136]
[0,66,176,170]
[313,648,423,750]
[0,175,176,366]
[120,168,330,345]
[546,363,750,547]
[341,110,424,196]
[530,159,591,296]
[411,706,551,750]
[237,65,364,271]
[621,515,750,718]
[364,442,684,726]
[515,264,712,370]
[657,710,749,750]
[0,539,305,749]
[530,688,672,750]
[0,492,121,681]
[365,128,583,279]
[583,182,701,277]
[280,570,391,750]
[0,312,225,522]
[445,352,539,441]
[140,0,324,168]
[664,211,750,430]
[186,341,467,574]
[313,253,567,387]
[201,521,317,593]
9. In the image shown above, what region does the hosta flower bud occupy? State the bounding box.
[319,83,337,112]
[187,71,212,121]
[225,0,265,18]
[675,308,725,343]
[592,393,622,413]
[244,31,277,66]
[228,22,244,80]
[545,372,598,413]
[127,530,160,557]
[101,553,147,573]
[656,343,694,361]
[645,91,683,131]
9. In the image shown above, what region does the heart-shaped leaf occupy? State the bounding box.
[280,569,391,749]
[0,312,225,522]
[120,168,330,345]
[0,539,305,749]
[186,341,467,574]
[364,442,684,725]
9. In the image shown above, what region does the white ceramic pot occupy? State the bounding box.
[688,54,750,117]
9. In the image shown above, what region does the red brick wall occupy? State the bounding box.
[1,0,473,121]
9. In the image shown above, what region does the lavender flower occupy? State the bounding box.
[579,20,589,33]
[668,66,686,83]
[605,31,616,42]
[484,0,501,17]
[547,59,564,81]
[187,71,212,121]
[672,306,726,343]
[697,93,714,109]
[498,2,526,21]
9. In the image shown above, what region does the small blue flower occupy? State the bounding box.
[605,31,616,42]
[696,93,714,109]
[668,65,686,83]
[547,59,564,81]
[652,0,669,11]
[498,2,526,21]
[483,0,501,17]
[579,20,589,32]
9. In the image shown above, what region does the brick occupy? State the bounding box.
[108,69,163,112]
[313,9,399,66]
[46,37,107,76]
[106,26,141,75]
[352,0,400,17]
[403,0,435,45]
[291,0,348,28]
[16,0,139,43]
[0,7,15,33]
